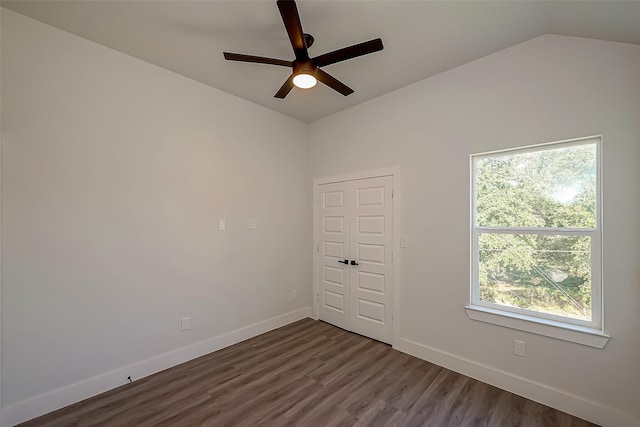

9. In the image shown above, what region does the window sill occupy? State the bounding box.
[465,305,610,348]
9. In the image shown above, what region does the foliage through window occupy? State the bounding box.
[471,137,601,328]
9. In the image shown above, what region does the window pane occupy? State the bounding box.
[475,144,596,228]
[479,233,592,321]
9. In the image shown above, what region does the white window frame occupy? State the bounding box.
[466,136,609,348]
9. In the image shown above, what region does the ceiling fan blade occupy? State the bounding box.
[223,52,293,67]
[277,0,309,61]
[316,68,354,96]
[313,38,384,68]
[275,74,295,99]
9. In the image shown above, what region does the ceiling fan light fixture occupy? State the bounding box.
[293,72,317,89]
[223,0,383,98]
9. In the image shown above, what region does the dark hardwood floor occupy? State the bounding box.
[19,318,598,427]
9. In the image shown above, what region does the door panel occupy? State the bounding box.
[324,290,346,312]
[317,181,350,330]
[357,271,385,293]
[317,175,393,344]
[357,299,385,323]
[350,176,393,343]
[357,243,385,264]
[357,215,385,235]
[323,216,344,233]
[322,266,344,285]
[356,186,386,206]
[323,241,346,259]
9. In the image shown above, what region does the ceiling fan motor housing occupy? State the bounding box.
[294,60,316,76]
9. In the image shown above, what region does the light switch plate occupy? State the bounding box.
[181,317,190,331]
[248,219,258,230]
[400,235,408,248]
[219,219,226,231]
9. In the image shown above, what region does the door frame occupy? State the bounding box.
[312,167,401,347]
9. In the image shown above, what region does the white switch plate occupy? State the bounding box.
[181,317,190,331]
[400,235,408,248]
[248,219,258,230]
[290,290,297,300]
[219,219,226,231]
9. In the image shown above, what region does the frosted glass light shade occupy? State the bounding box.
[293,73,317,89]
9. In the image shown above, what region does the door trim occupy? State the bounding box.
[313,167,401,347]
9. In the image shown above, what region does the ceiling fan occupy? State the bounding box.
[223,0,384,99]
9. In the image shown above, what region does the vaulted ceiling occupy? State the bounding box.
[3,1,640,122]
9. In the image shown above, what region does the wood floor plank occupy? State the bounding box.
[254,379,324,424]
[352,398,407,427]
[18,318,599,427]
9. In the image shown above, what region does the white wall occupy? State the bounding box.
[1,9,311,425]
[310,35,640,426]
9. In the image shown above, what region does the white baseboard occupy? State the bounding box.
[2,307,312,427]
[394,337,638,427]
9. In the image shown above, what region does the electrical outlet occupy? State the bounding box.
[181,317,190,331]
[513,340,526,357]
[290,290,297,301]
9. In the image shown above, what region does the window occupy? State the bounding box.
[467,136,608,347]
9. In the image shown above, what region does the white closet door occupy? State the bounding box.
[350,176,393,344]
[317,181,351,331]
[317,175,394,344]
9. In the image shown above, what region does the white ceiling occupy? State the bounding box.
[3,0,640,123]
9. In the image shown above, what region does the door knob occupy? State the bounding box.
[338,259,349,264]
[350,260,359,266]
